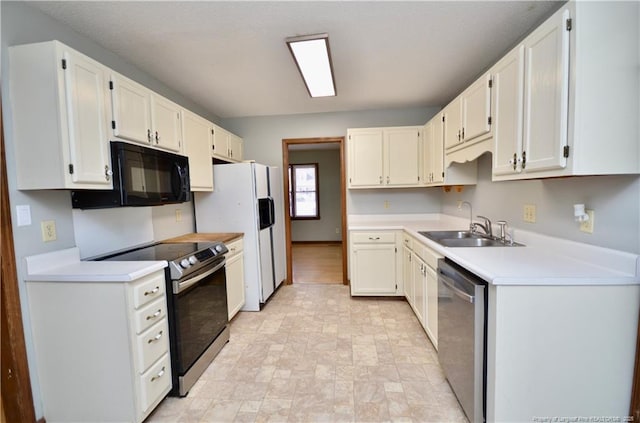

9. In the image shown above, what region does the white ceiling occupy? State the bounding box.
[29,1,563,119]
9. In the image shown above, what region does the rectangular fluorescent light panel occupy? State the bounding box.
[287,34,336,97]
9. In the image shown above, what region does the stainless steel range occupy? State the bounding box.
[101,241,229,396]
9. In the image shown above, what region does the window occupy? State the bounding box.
[289,163,319,219]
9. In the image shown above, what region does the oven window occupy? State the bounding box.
[174,266,228,374]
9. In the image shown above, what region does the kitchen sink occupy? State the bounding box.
[418,230,524,247]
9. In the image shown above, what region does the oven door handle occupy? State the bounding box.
[439,273,475,304]
[174,260,225,294]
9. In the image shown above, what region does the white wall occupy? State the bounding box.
[222,106,443,216]
[442,154,640,254]
[1,3,206,417]
[289,149,342,242]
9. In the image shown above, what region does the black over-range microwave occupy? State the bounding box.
[71,141,191,209]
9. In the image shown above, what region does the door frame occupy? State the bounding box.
[282,137,348,285]
[1,99,38,422]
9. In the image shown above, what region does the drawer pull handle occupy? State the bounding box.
[230,247,236,252]
[144,286,160,296]
[146,309,162,320]
[150,366,165,382]
[148,330,163,344]
[368,236,380,240]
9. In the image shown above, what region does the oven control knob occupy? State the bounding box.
[188,256,197,265]
[180,259,190,268]
[215,245,223,252]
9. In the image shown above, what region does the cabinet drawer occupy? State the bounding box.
[130,272,166,309]
[415,243,442,270]
[139,352,171,414]
[133,297,167,335]
[351,232,396,244]
[136,319,169,373]
[226,238,244,257]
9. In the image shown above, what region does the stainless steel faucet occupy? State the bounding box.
[472,215,492,238]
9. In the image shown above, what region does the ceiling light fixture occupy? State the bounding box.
[286,33,336,98]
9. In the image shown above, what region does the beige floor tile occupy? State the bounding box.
[150,284,468,422]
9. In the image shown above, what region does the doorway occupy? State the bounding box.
[281,137,348,285]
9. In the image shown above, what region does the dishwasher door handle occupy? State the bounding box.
[440,273,475,304]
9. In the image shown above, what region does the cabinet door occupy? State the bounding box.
[385,127,421,186]
[403,246,414,304]
[62,49,112,187]
[110,73,152,145]
[431,114,445,184]
[412,256,426,328]
[443,98,462,149]
[522,8,570,173]
[492,45,525,176]
[211,124,229,158]
[181,110,213,191]
[425,265,438,348]
[348,129,384,187]
[150,94,182,152]
[462,73,492,142]
[226,252,245,320]
[422,121,433,184]
[228,134,243,161]
[351,243,397,295]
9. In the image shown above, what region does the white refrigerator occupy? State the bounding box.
[194,162,286,311]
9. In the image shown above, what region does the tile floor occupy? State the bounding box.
[146,284,467,422]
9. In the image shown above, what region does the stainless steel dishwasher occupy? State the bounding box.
[437,259,487,423]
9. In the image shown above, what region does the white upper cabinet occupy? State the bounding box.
[492,45,525,176]
[348,126,421,188]
[384,127,421,186]
[462,73,492,143]
[347,128,384,187]
[110,73,182,153]
[444,72,492,152]
[110,74,151,145]
[424,113,477,187]
[150,94,182,152]
[211,124,243,162]
[9,41,113,190]
[492,2,639,179]
[181,109,213,191]
[521,8,570,173]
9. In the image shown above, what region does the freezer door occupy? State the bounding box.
[268,167,287,287]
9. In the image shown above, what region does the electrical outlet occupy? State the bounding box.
[523,204,536,223]
[41,220,57,242]
[175,209,183,222]
[580,210,595,234]
[384,200,390,209]
[335,227,340,234]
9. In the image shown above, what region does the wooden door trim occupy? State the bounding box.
[1,98,38,422]
[282,137,348,285]
[630,309,640,420]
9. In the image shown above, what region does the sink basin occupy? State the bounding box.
[418,230,524,247]
[419,230,476,240]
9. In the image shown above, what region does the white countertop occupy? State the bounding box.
[349,214,640,286]
[25,247,167,282]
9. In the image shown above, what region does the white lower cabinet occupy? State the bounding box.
[401,231,441,348]
[26,270,171,423]
[225,237,246,320]
[349,231,401,296]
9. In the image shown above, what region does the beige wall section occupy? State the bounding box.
[289,149,342,242]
